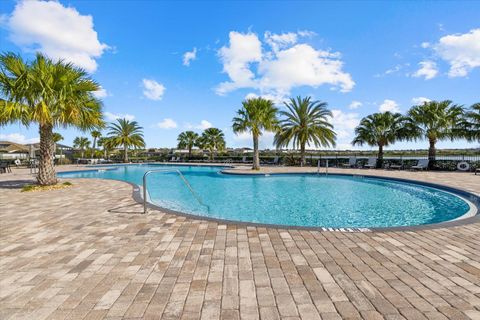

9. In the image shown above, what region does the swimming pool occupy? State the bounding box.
[59,164,475,229]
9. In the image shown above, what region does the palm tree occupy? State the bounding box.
[177,131,199,159]
[275,96,336,166]
[52,133,63,164]
[406,100,464,168]
[98,137,115,159]
[73,137,90,158]
[352,112,407,168]
[107,118,145,162]
[91,130,102,158]
[0,53,104,185]
[465,103,480,142]
[232,97,279,170]
[198,128,225,160]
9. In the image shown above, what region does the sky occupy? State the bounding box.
[0,0,479,151]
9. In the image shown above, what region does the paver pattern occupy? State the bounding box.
[1,165,479,320]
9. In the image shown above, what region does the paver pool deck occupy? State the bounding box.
[1,164,479,320]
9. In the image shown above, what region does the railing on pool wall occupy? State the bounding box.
[142,169,209,214]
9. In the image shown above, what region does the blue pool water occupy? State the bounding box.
[59,164,472,228]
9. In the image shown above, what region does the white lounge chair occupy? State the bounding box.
[241,156,252,164]
[364,157,377,169]
[342,157,357,168]
[389,162,403,170]
[410,159,429,170]
[264,156,279,166]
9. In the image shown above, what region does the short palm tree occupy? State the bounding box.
[73,137,90,158]
[91,130,102,158]
[275,96,336,166]
[98,137,115,159]
[465,103,480,142]
[198,128,225,160]
[52,133,63,163]
[352,112,407,168]
[177,131,199,159]
[406,100,464,168]
[107,118,145,162]
[53,133,64,143]
[232,97,279,170]
[0,53,104,185]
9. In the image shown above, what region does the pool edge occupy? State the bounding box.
[59,167,480,233]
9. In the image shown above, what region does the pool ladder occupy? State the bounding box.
[142,169,209,214]
[317,159,329,176]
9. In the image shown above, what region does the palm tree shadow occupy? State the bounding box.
[108,202,144,214]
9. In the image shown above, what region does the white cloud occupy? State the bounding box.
[379,99,400,113]
[433,28,480,77]
[258,44,355,95]
[157,118,177,129]
[216,31,263,95]
[264,31,298,52]
[142,79,166,100]
[232,131,276,149]
[0,133,39,144]
[411,97,431,105]
[183,47,197,66]
[216,30,354,98]
[93,86,109,98]
[185,120,212,130]
[348,101,362,110]
[244,92,286,105]
[412,61,438,80]
[104,112,135,122]
[329,109,360,142]
[5,0,109,72]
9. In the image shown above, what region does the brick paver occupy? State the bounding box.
[0,165,479,319]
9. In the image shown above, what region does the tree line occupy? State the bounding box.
[1,52,479,186]
[176,97,479,170]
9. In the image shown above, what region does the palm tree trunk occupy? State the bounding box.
[81,150,85,158]
[188,146,192,160]
[104,149,107,159]
[428,138,436,169]
[124,145,128,163]
[92,137,97,158]
[300,144,306,167]
[377,144,384,169]
[253,134,260,170]
[37,124,57,186]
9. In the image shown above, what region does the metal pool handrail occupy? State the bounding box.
[317,159,329,175]
[142,169,208,214]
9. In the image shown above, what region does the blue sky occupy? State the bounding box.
[0,0,479,150]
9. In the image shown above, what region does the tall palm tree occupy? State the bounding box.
[177,131,199,159]
[198,128,225,160]
[465,103,480,142]
[352,112,407,168]
[232,97,279,170]
[91,130,102,158]
[107,118,145,162]
[406,100,464,168]
[52,133,63,164]
[73,137,90,158]
[0,53,104,185]
[275,96,336,166]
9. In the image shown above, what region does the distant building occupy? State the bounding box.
[0,141,73,160]
[0,141,29,159]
